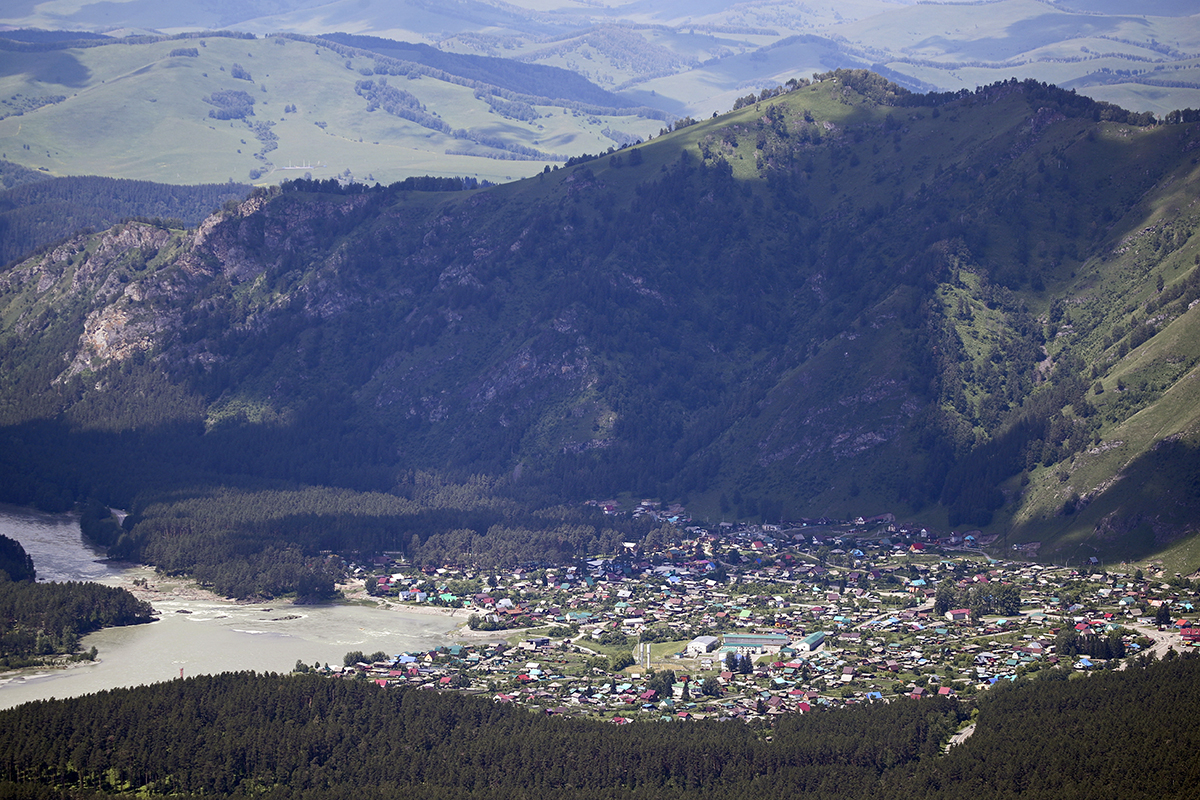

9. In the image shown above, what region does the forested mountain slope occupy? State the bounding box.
[0,172,250,266]
[2,71,1199,588]
[1,654,1199,798]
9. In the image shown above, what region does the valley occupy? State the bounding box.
[3,498,1196,727]
[3,502,1200,799]
[1,10,1200,790]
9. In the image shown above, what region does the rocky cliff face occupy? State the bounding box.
[1,224,177,380]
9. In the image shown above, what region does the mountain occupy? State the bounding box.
[2,71,1200,588]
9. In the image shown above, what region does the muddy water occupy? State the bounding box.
[0,505,456,709]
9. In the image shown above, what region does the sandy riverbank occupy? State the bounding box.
[337,582,546,643]
[338,580,472,618]
[115,569,496,642]
[117,571,466,616]
[114,564,237,606]
[375,601,474,620]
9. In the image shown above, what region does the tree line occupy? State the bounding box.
[0,171,249,266]
[1,653,1200,798]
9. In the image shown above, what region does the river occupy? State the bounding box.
[0,504,461,709]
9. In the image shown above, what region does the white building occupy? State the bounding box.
[686,635,720,656]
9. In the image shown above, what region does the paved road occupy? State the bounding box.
[946,722,976,751]
[1126,624,1179,665]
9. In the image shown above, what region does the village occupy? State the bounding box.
[306,502,1200,722]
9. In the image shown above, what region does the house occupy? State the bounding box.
[946,608,971,622]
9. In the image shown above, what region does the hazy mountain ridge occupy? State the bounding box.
[313,32,637,108]
[5,0,1199,119]
[2,71,1200,573]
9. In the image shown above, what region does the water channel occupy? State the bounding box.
[0,504,459,709]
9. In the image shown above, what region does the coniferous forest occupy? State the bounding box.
[0,579,154,668]
[0,171,251,267]
[0,535,35,582]
[0,653,1197,798]
[0,534,155,668]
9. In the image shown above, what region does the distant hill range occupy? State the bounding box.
[3,2,1200,188]
[3,71,1200,585]
[0,30,666,187]
[2,0,1199,120]
[0,29,110,43]
[315,33,635,109]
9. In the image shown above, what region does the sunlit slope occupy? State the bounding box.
[1005,157,1200,565]
[0,34,662,185]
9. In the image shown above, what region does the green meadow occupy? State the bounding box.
[0,35,662,186]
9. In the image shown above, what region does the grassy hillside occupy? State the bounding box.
[2,71,1200,582]
[0,33,663,186]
